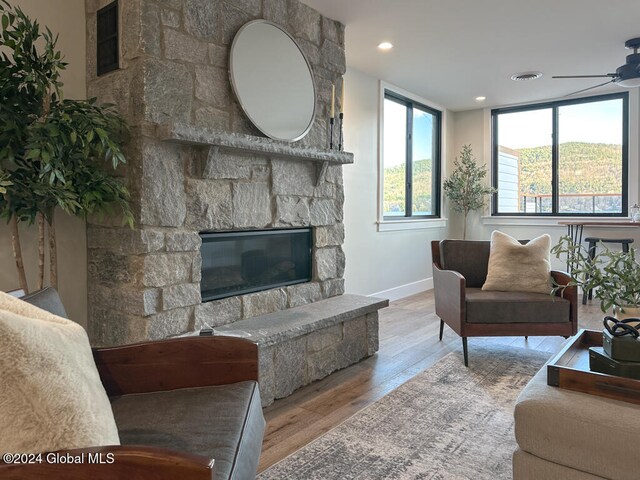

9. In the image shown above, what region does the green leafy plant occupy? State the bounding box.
[0,170,11,194]
[443,145,496,239]
[0,0,132,293]
[552,235,640,313]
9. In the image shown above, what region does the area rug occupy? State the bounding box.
[258,346,550,480]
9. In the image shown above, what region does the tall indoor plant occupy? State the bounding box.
[0,0,132,293]
[443,145,496,239]
[552,236,640,317]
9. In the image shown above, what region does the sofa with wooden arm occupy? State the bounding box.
[431,240,578,366]
[0,287,265,480]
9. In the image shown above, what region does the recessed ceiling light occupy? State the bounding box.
[475,96,486,101]
[378,42,393,51]
[511,71,543,81]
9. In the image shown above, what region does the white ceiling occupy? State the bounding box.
[302,0,640,111]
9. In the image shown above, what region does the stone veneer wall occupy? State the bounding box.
[85,0,348,346]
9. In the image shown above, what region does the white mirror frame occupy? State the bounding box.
[229,20,317,142]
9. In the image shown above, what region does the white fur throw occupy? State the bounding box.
[0,291,120,453]
[482,231,552,294]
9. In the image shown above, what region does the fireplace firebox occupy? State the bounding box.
[200,228,313,302]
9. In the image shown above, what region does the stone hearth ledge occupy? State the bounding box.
[214,294,388,405]
[156,122,354,186]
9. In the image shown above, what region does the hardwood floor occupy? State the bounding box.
[258,290,605,472]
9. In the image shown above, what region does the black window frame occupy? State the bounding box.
[382,90,442,220]
[491,92,629,217]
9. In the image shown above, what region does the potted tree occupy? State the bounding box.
[0,0,132,293]
[552,236,640,318]
[443,145,496,239]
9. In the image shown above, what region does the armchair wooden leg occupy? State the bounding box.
[524,336,528,340]
[439,319,444,341]
[462,337,468,367]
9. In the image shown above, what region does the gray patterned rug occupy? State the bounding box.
[258,346,550,480]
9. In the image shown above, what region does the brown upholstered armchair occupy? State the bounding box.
[431,240,578,366]
[0,288,265,480]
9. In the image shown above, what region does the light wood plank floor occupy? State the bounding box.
[258,290,605,472]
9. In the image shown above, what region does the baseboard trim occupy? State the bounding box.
[370,277,433,302]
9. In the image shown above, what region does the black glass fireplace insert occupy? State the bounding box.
[200,228,312,302]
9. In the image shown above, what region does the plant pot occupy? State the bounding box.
[614,306,640,320]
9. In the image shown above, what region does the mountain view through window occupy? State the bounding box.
[494,94,626,215]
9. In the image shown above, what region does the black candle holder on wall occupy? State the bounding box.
[338,112,344,151]
[329,116,335,150]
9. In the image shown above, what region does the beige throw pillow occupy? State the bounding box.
[0,291,120,453]
[482,231,552,294]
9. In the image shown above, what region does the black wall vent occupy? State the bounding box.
[97,1,119,76]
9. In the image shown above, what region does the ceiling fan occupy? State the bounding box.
[553,37,640,96]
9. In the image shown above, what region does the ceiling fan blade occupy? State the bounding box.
[563,80,616,97]
[553,74,617,79]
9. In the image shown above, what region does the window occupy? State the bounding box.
[492,92,628,216]
[382,90,441,219]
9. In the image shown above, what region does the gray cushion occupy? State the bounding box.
[440,240,492,288]
[111,381,265,480]
[465,288,570,324]
[20,287,68,319]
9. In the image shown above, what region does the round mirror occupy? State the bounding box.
[230,20,316,142]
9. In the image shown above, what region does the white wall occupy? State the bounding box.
[447,109,487,239]
[0,0,87,325]
[450,89,640,271]
[342,68,452,300]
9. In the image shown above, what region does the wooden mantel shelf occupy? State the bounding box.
[157,123,353,185]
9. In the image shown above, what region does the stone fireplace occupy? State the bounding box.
[85,0,387,403]
[200,228,313,302]
[85,0,353,344]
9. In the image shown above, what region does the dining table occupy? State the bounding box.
[557,220,640,272]
[558,220,640,246]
